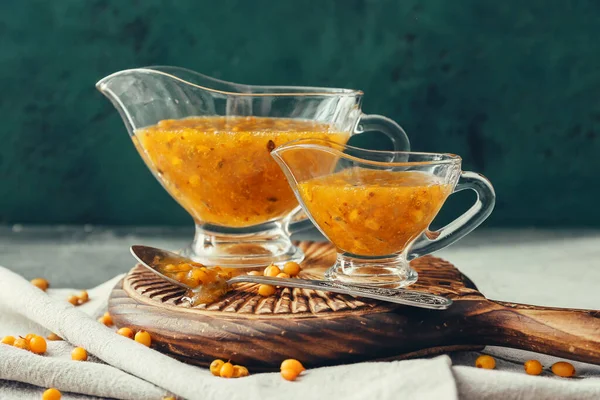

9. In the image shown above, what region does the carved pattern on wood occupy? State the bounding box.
[109,241,600,368]
[122,241,478,318]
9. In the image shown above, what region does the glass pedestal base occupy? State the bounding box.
[178,222,304,268]
[324,254,418,288]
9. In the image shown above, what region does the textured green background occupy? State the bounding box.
[1,0,599,227]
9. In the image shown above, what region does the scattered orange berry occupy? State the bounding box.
[281,368,299,381]
[210,359,225,376]
[233,365,249,378]
[220,362,234,378]
[209,358,249,379]
[71,347,88,361]
[524,359,543,375]
[31,278,49,291]
[42,388,61,400]
[47,333,62,341]
[264,265,281,277]
[67,295,79,306]
[552,361,575,377]
[13,338,30,351]
[247,271,262,276]
[29,336,47,354]
[276,272,290,279]
[134,330,152,347]
[25,333,36,342]
[283,262,301,277]
[258,284,276,297]
[475,355,496,369]
[98,312,113,326]
[281,359,305,374]
[1,336,15,345]
[117,327,134,339]
[78,290,89,303]
[162,397,176,400]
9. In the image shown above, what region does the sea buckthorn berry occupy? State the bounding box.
[233,365,249,378]
[220,362,234,378]
[47,333,62,341]
[134,330,152,347]
[524,359,543,375]
[281,368,299,381]
[281,359,305,374]
[71,347,88,361]
[98,312,113,327]
[67,295,79,306]
[25,333,36,342]
[258,284,276,297]
[42,388,61,400]
[78,290,89,303]
[276,273,290,279]
[264,265,281,277]
[31,278,49,291]
[475,355,496,369]
[1,336,15,345]
[217,270,232,280]
[29,336,47,354]
[175,271,188,283]
[188,268,209,285]
[13,338,30,351]
[117,327,134,339]
[210,359,225,376]
[247,271,262,276]
[283,262,301,277]
[178,263,193,272]
[552,361,575,377]
[163,264,178,272]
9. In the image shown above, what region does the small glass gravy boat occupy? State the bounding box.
[272,139,495,287]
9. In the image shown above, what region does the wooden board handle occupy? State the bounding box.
[464,300,600,364]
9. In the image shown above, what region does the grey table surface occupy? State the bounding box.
[1,225,600,310]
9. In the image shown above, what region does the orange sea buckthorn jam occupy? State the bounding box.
[297,168,452,256]
[134,116,349,227]
[157,259,234,305]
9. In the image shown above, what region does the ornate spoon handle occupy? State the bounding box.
[228,276,452,310]
[130,245,452,310]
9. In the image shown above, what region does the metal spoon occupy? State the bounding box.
[130,245,452,310]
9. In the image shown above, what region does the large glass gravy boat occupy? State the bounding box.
[96,66,410,267]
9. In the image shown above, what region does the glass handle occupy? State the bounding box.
[356,114,411,151]
[408,171,496,260]
[289,113,410,234]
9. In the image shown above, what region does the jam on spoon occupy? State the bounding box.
[131,245,453,310]
[154,257,232,305]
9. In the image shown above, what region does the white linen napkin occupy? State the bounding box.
[0,267,457,400]
[1,265,599,400]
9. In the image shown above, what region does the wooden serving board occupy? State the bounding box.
[108,241,600,370]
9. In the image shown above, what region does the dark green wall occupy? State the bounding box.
[1,0,599,227]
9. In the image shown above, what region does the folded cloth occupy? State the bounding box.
[0,267,457,400]
[0,266,599,400]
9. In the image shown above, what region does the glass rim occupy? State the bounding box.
[97,67,364,98]
[272,138,462,167]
